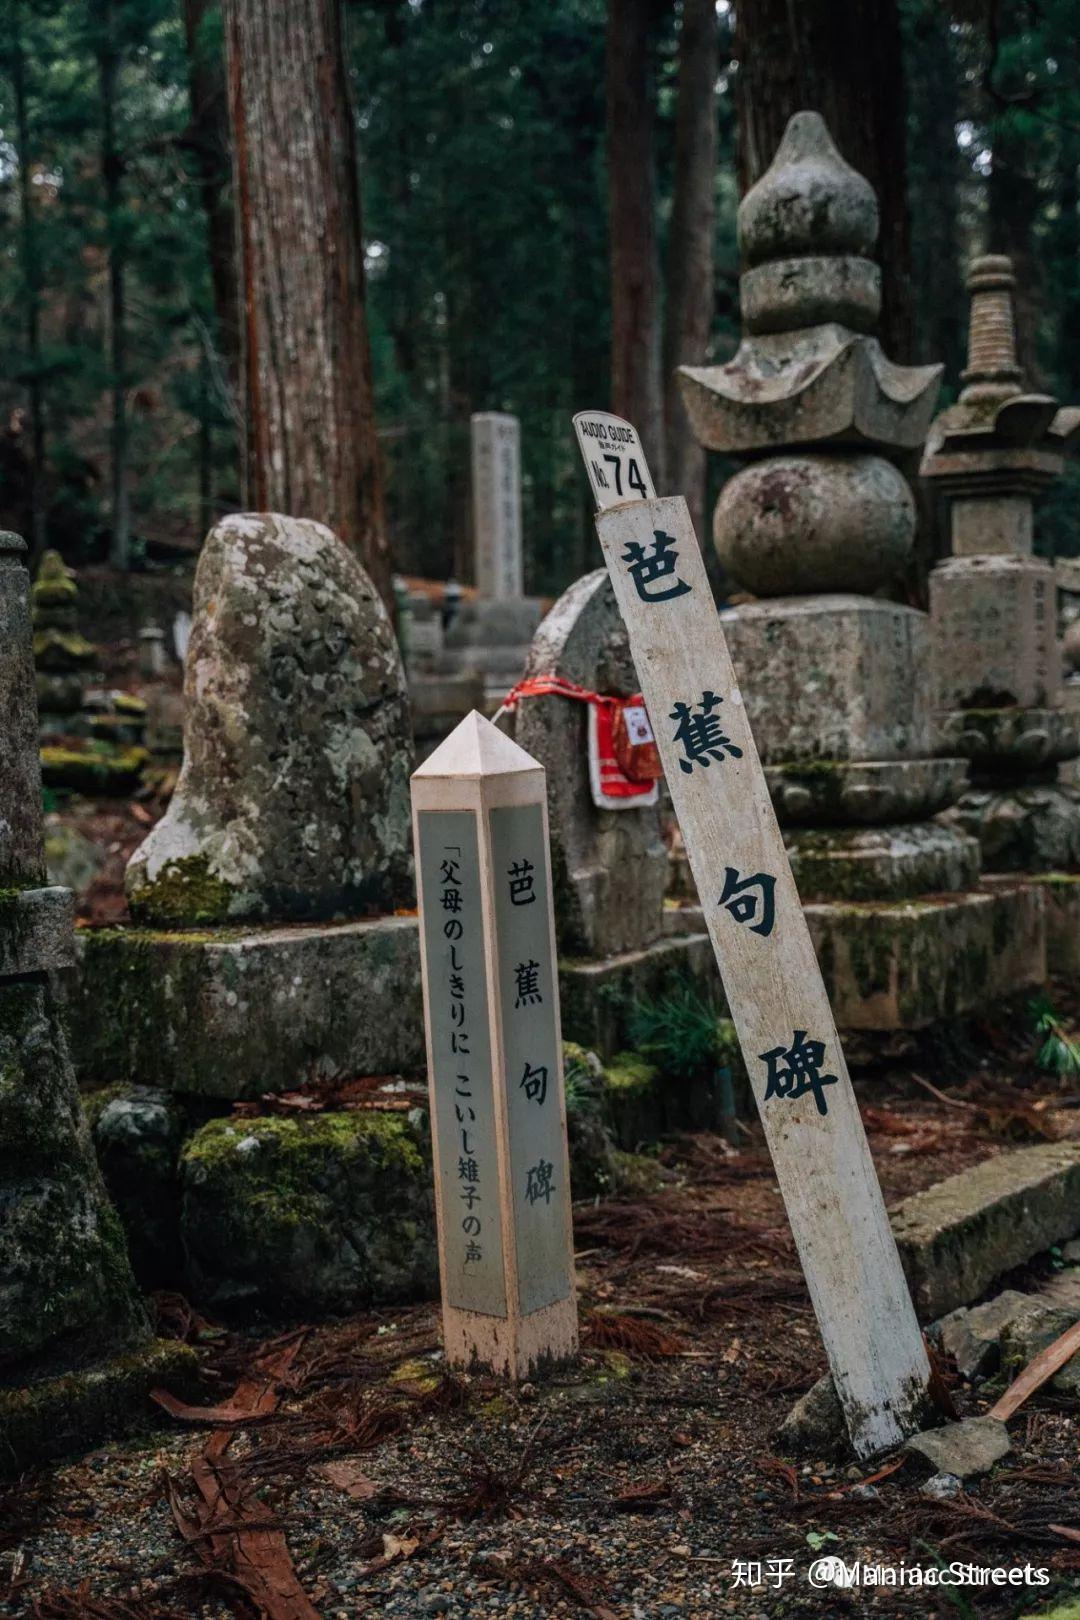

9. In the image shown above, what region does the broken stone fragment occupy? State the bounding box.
[776,1371,846,1456]
[905,1416,1010,1479]
[126,513,413,925]
[933,1290,1041,1381]
[1000,1302,1080,1397]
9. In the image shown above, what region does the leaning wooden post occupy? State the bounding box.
[412,711,578,1378]
[573,411,933,1458]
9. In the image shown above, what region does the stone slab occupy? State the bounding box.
[0,885,74,976]
[805,882,1045,1031]
[905,1417,1010,1479]
[890,1142,1080,1320]
[721,596,934,764]
[68,916,425,1099]
[933,1290,1040,1380]
[0,1338,199,1476]
[558,933,720,1060]
[470,413,524,599]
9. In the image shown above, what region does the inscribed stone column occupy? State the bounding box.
[678,113,1044,1029]
[471,412,524,601]
[922,255,1080,877]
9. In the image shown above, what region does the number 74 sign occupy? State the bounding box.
[574,411,655,506]
[572,410,935,1461]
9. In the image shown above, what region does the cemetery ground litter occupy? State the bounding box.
[3,1008,1080,1620]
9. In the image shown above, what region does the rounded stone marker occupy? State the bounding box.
[127,513,413,924]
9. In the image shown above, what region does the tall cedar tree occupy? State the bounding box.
[182,0,241,405]
[663,0,717,538]
[732,0,916,364]
[223,0,390,603]
[95,0,132,569]
[607,0,664,480]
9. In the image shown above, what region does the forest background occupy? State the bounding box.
[1,0,1078,607]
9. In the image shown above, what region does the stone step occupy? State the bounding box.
[890,1142,1080,1320]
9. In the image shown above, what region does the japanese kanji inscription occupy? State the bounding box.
[412,712,578,1379]
[572,410,933,1459]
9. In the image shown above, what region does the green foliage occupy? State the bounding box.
[628,983,737,1079]
[1030,993,1080,1077]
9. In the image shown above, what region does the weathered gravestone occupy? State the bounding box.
[70,514,424,1099]
[677,111,1044,1029]
[0,531,192,1471]
[497,565,715,1056]
[572,417,934,1459]
[471,412,524,601]
[128,512,412,923]
[923,256,1080,887]
[412,712,577,1377]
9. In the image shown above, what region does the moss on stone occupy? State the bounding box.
[40,744,147,795]
[0,1337,199,1476]
[33,628,98,667]
[127,854,236,927]
[604,1052,658,1093]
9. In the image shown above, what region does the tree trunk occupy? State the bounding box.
[10,5,47,563]
[607,0,664,481]
[732,0,916,364]
[905,0,966,382]
[663,0,716,538]
[223,0,391,604]
[182,0,241,407]
[97,0,131,571]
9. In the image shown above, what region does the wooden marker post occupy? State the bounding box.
[412,711,578,1378]
[573,411,932,1458]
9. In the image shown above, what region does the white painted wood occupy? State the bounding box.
[575,419,931,1458]
[471,413,523,599]
[412,712,577,1378]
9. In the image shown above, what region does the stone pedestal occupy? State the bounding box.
[0,531,192,1469]
[678,115,1042,1028]
[923,256,1080,888]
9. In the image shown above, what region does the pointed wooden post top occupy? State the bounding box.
[412,710,543,782]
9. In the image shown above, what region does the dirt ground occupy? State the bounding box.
[2,1009,1079,1620]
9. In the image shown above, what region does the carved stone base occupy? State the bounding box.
[786,822,980,902]
[806,883,1045,1030]
[938,781,1080,872]
[767,758,967,826]
[938,706,1079,773]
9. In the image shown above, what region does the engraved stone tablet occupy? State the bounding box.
[471,413,523,600]
[412,712,577,1378]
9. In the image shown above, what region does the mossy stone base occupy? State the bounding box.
[0,1338,199,1476]
[40,743,148,796]
[68,915,425,1098]
[180,1110,437,1313]
[939,780,1080,872]
[992,871,1080,975]
[786,821,980,902]
[558,933,720,1060]
[0,978,147,1376]
[805,882,1045,1030]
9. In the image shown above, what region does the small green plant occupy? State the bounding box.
[1030,994,1080,1077]
[629,984,737,1077]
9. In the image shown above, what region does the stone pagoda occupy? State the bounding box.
[678,112,1043,1029]
[922,254,1080,884]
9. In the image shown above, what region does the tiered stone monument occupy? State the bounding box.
[0,531,192,1470]
[72,513,425,1097]
[923,258,1080,887]
[498,569,714,1054]
[679,112,1043,1028]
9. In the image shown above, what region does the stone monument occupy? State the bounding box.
[922,256,1080,881]
[678,112,1044,1029]
[0,531,191,1470]
[471,412,524,601]
[412,712,577,1378]
[71,514,425,1098]
[498,569,714,1054]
